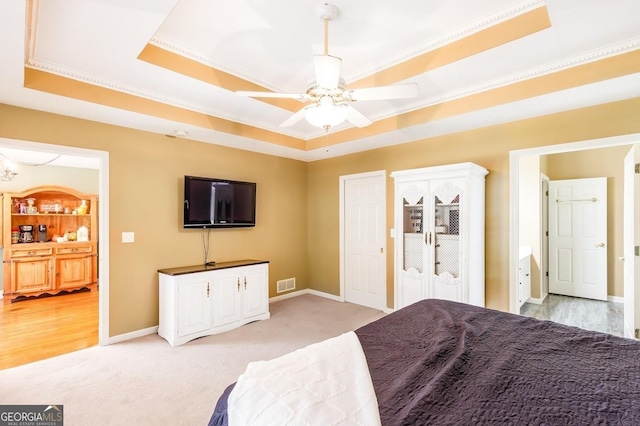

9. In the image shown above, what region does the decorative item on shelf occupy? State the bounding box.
[77,199,88,215]
[12,198,22,213]
[25,198,37,214]
[39,203,57,213]
[11,228,19,244]
[408,208,423,233]
[64,230,77,241]
[77,225,89,242]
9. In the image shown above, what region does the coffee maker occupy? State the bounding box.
[18,225,34,243]
[37,224,47,242]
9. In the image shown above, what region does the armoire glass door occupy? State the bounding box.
[433,182,461,278]
[402,196,424,272]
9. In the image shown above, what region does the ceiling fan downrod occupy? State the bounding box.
[318,3,339,55]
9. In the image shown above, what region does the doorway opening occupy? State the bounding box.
[0,138,109,368]
[510,133,640,330]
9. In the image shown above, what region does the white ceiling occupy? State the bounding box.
[1,0,640,162]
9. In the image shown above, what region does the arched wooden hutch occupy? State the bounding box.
[2,186,98,303]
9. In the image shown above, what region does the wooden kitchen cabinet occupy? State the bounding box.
[10,256,54,294]
[2,186,98,303]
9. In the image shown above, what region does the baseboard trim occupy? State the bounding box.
[529,294,623,304]
[269,289,310,303]
[269,288,344,303]
[307,289,343,302]
[608,295,624,304]
[108,326,158,345]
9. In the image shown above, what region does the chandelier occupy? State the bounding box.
[0,152,62,182]
[0,161,18,181]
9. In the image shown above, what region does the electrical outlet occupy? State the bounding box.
[122,232,135,243]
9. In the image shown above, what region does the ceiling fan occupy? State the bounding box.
[235,3,419,131]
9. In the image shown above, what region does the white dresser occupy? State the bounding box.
[158,259,270,347]
[519,247,532,308]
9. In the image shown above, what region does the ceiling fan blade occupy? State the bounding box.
[236,90,308,101]
[279,106,309,127]
[346,83,419,101]
[345,105,372,128]
[313,55,342,89]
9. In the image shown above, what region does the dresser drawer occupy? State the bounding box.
[56,244,93,255]
[11,247,54,258]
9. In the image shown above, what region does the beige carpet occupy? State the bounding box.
[0,294,386,425]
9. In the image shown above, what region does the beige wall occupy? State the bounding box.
[2,96,640,335]
[545,145,630,298]
[308,97,640,311]
[0,104,309,336]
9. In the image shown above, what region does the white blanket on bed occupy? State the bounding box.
[227,331,381,426]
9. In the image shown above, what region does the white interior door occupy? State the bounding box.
[343,172,386,310]
[548,178,607,300]
[623,145,640,339]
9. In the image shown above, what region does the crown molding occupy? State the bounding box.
[349,0,548,81]
[368,36,640,122]
[148,0,548,91]
[23,0,640,143]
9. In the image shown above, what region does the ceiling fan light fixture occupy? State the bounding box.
[304,97,348,129]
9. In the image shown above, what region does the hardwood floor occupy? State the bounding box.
[520,293,624,337]
[0,287,98,370]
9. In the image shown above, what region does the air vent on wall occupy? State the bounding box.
[276,278,296,293]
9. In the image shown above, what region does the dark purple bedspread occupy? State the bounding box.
[358,299,640,425]
[210,299,640,425]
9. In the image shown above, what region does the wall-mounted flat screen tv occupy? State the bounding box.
[183,175,256,228]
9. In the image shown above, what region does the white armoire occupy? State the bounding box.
[391,162,488,309]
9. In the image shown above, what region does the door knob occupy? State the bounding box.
[596,243,605,248]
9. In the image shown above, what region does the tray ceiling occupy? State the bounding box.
[1,0,640,161]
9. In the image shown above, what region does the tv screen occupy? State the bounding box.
[183,176,256,228]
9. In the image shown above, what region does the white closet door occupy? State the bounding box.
[343,172,386,310]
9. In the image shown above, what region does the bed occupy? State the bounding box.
[209,298,640,425]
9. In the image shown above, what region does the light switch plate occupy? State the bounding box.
[122,232,135,243]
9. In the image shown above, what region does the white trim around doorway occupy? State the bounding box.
[509,132,640,314]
